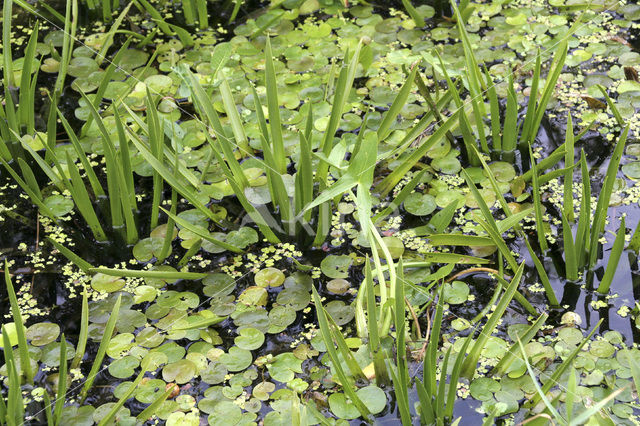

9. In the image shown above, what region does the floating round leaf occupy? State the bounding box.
[234,309,270,333]
[488,162,516,182]
[157,291,199,311]
[245,185,272,205]
[239,286,268,307]
[326,279,350,294]
[105,355,138,381]
[590,340,615,358]
[41,57,60,73]
[253,381,276,401]
[133,237,167,262]
[119,49,149,70]
[356,385,386,415]
[163,358,197,384]
[381,236,405,259]
[482,336,509,358]
[325,300,355,326]
[558,327,584,346]
[136,327,165,348]
[201,361,227,385]
[107,333,135,358]
[26,323,60,346]
[43,195,74,217]
[167,411,199,426]
[144,74,174,94]
[443,281,470,304]
[67,57,99,78]
[622,162,640,179]
[268,305,297,333]
[116,309,147,333]
[465,188,496,208]
[210,295,236,316]
[276,287,311,310]
[328,393,360,420]
[404,192,437,216]
[152,342,187,364]
[207,400,242,425]
[255,267,286,287]
[267,352,303,383]
[220,346,253,372]
[432,155,461,174]
[92,404,130,425]
[320,255,353,279]
[59,406,95,426]
[203,273,236,297]
[134,285,157,304]
[91,273,125,293]
[226,227,259,248]
[235,327,265,350]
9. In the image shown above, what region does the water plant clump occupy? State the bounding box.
[1,0,640,424]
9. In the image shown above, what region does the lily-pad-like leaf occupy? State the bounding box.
[238,286,268,307]
[206,400,242,425]
[320,255,353,279]
[108,355,139,379]
[557,327,584,346]
[226,227,259,248]
[166,411,200,426]
[268,305,297,333]
[91,273,125,293]
[404,192,437,216]
[152,342,187,364]
[470,377,501,401]
[135,378,167,404]
[432,154,461,174]
[234,309,270,333]
[329,385,386,419]
[267,352,303,383]
[255,268,285,287]
[234,328,265,350]
[220,346,253,372]
[133,237,168,262]
[327,279,350,294]
[381,236,405,259]
[134,285,157,304]
[26,323,60,346]
[487,162,516,182]
[201,361,227,385]
[144,74,174,94]
[253,381,276,401]
[136,327,165,348]
[622,162,640,179]
[203,273,236,297]
[58,405,95,426]
[107,333,135,358]
[163,358,197,384]
[325,300,355,326]
[590,340,615,358]
[157,291,199,311]
[43,195,74,217]
[116,309,147,333]
[276,287,311,310]
[443,281,470,304]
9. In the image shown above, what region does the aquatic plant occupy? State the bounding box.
[1,0,640,424]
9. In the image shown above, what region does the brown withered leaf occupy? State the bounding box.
[582,95,606,110]
[610,36,632,48]
[625,66,639,82]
